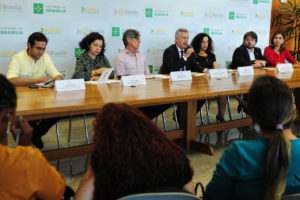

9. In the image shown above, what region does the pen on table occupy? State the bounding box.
[15,115,23,146]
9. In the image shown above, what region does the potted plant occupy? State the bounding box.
[272,0,300,60]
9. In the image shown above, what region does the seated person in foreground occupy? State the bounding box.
[191,32,226,122]
[0,74,66,199]
[205,75,300,200]
[6,32,63,149]
[72,32,112,81]
[75,103,194,200]
[263,30,300,67]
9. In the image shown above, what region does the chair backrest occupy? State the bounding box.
[118,192,202,200]
[281,193,300,200]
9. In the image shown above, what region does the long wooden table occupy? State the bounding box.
[15,68,300,161]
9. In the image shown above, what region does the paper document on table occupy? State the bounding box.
[262,67,275,70]
[191,72,206,76]
[148,74,170,79]
[86,80,120,85]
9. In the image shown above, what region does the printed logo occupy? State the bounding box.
[232,29,243,34]
[41,28,61,34]
[229,11,235,20]
[204,28,210,35]
[181,11,194,17]
[148,65,153,73]
[147,47,164,56]
[205,12,223,19]
[145,8,152,17]
[114,8,139,16]
[47,50,67,57]
[259,0,270,3]
[255,13,266,19]
[0,27,23,35]
[226,61,231,69]
[145,8,168,18]
[112,27,120,37]
[81,7,99,14]
[151,29,166,35]
[0,50,17,57]
[253,0,258,4]
[33,3,43,14]
[76,28,104,36]
[0,3,22,12]
[75,48,83,58]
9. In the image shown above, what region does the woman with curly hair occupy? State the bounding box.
[75,103,194,200]
[72,32,112,81]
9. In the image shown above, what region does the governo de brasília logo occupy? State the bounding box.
[112,27,120,37]
[229,11,235,20]
[33,3,43,14]
[145,8,152,17]
[75,48,83,58]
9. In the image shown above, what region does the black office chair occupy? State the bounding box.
[282,193,300,200]
[118,192,202,200]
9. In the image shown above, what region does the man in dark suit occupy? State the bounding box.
[232,31,267,69]
[160,28,205,121]
[161,28,205,73]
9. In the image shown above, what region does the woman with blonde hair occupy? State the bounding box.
[205,75,300,200]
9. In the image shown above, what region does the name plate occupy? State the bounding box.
[276,71,293,80]
[55,79,85,92]
[209,69,228,79]
[237,66,254,76]
[120,74,147,87]
[276,63,293,73]
[170,71,192,82]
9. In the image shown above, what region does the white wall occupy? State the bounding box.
[0,0,272,78]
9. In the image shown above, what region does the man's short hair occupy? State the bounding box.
[122,29,140,47]
[175,28,188,38]
[243,31,258,42]
[27,32,48,47]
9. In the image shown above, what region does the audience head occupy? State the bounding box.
[191,33,213,54]
[0,74,17,143]
[91,103,193,200]
[175,28,189,50]
[248,75,294,200]
[27,32,48,61]
[243,31,257,50]
[270,30,286,51]
[79,32,106,57]
[122,29,141,49]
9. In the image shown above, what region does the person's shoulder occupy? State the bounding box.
[164,44,176,52]
[11,49,27,60]
[230,137,267,154]
[2,145,44,160]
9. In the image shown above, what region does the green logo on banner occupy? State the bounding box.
[225,61,231,69]
[204,28,210,35]
[253,0,259,4]
[148,65,153,73]
[33,3,43,14]
[145,8,152,17]
[112,27,120,37]
[229,11,235,20]
[75,48,83,58]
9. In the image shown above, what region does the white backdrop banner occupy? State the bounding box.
[0,0,272,77]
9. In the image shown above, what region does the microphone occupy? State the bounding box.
[186,45,197,57]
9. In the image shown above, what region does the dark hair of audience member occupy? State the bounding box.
[270,30,286,53]
[248,75,294,200]
[191,33,214,54]
[91,103,193,200]
[27,32,48,47]
[79,32,106,55]
[243,31,258,43]
[0,74,16,112]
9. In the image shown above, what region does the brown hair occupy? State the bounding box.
[91,103,193,200]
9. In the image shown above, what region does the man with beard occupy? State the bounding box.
[232,31,268,69]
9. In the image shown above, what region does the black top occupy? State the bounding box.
[231,45,268,69]
[160,44,205,73]
[195,52,216,69]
